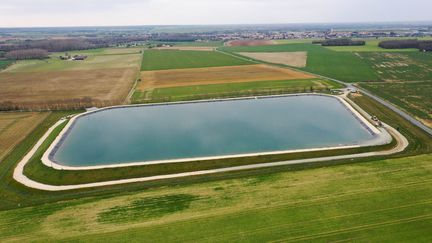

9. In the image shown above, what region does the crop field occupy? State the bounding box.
[0,48,141,109]
[1,154,432,241]
[141,50,253,71]
[360,81,432,127]
[0,68,137,109]
[0,112,48,161]
[219,43,379,82]
[5,53,141,73]
[356,52,432,127]
[238,51,308,67]
[135,64,318,102]
[137,64,315,90]
[225,40,276,46]
[358,52,432,82]
[133,78,340,103]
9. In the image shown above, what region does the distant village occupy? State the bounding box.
[115,27,432,48]
[209,28,432,42]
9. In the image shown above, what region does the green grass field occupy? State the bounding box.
[141,49,253,71]
[1,153,432,242]
[358,52,432,82]
[220,43,379,82]
[132,78,343,103]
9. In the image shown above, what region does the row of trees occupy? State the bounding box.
[320,38,365,46]
[378,39,432,51]
[378,39,419,49]
[0,98,123,111]
[419,41,432,51]
[5,49,49,60]
[0,39,103,53]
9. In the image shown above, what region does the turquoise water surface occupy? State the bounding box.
[52,95,375,167]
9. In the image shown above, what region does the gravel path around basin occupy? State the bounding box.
[13,97,408,191]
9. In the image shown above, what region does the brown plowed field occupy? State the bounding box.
[0,112,49,160]
[0,68,137,109]
[226,40,276,47]
[238,52,308,67]
[138,64,316,90]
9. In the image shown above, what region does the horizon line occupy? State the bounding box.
[1,20,432,29]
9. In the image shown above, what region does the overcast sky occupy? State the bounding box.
[1,0,431,27]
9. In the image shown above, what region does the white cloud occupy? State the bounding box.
[0,0,431,27]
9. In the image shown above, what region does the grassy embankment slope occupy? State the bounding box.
[133,79,341,102]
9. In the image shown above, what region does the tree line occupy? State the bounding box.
[0,97,123,111]
[0,39,103,53]
[313,39,365,46]
[5,49,49,60]
[378,39,432,51]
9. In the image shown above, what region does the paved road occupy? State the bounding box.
[13,112,408,191]
[356,87,432,136]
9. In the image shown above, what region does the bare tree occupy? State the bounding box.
[5,49,49,60]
